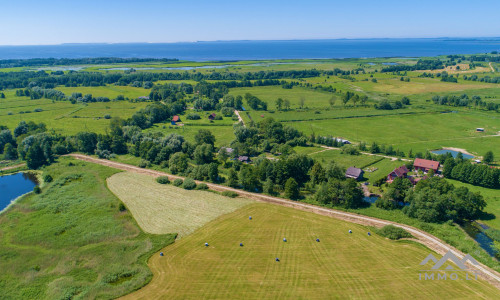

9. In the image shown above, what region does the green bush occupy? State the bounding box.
[156,176,170,184]
[222,191,239,198]
[375,225,413,240]
[33,186,41,194]
[182,178,197,190]
[43,174,53,183]
[138,159,150,168]
[119,203,127,212]
[173,179,183,187]
[196,183,209,190]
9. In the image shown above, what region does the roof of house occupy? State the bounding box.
[414,158,439,170]
[221,147,234,153]
[238,156,250,162]
[391,165,409,177]
[172,115,180,122]
[346,167,363,178]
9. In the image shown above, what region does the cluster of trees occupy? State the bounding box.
[443,155,499,189]
[378,176,486,223]
[342,92,368,107]
[431,94,499,111]
[0,58,179,68]
[464,75,500,84]
[374,97,409,110]
[439,72,458,83]
[245,93,267,110]
[381,59,444,72]
[0,68,318,90]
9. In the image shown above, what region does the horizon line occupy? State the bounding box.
[1,36,500,47]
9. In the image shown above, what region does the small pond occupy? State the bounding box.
[462,222,497,258]
[431,149,474,159]
[0,172,38,213]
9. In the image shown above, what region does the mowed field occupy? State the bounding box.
[107,172,253,237]
[123,203,499,299]
[287,111,500,158]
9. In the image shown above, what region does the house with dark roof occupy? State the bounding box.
[345,167,364,181]
[413,158,439,173]
[208,113,216,120]
[387,165,409,182]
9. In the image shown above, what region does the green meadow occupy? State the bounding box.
[0,157,176,299]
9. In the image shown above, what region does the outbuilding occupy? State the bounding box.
[345,167,364,181]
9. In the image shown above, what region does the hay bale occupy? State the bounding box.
[348,230,352,234]
[249,216,252,220]
[367,232,371,236]
[275,258,280,262]
[160,252,164,256]
[240,243,243,247]
[316,238,320,242]
[283,238,287,242]
[205,242,209,247]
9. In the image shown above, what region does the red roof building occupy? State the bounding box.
[387,165,409,182]
[172,115,180,122]
[414,158,439,173]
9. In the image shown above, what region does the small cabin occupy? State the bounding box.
[345,167,364,181]
[171,115,181,125]
[208,113,216,120]
[238,156,251,163]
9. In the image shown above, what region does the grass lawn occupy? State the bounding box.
[286,111,500,158]
[0,157,176,299]
[124,203,499,299]
[0,90,149,135]
[309,148,382,169]
[55,85,150,99]
[107,172,253,237]
[145,123,236,147]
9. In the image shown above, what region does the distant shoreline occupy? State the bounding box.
[0,38,498,61]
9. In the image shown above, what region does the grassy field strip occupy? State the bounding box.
[54,105,84,120]
[107,172,253,237]
[68,154,500,289]
[122,203,499,299]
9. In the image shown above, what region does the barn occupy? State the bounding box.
[413,158,439,173]
[345,167,364,181]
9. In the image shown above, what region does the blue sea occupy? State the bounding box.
[0,38,499,61]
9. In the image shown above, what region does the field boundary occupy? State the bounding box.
[68,153,500,289]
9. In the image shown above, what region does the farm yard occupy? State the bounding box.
[123,203,499,299]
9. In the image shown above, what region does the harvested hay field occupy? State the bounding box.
[122,203,499,299]
[107,172,253,237]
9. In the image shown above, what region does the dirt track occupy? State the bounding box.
[0,163,26,172]
[69,153,500,289]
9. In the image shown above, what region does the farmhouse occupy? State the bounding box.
[208,113,216,120]
[171,115,181,125]
[387,165,409,182]
[238,156,251,163]
[345,167,364,181]
[413,158,439,173]
[221,147,234,154]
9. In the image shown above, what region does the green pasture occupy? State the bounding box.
[0,158,176,299]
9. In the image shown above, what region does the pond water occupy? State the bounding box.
[0,172,38,213]
[431,149,474,159]
[462,222,497,258]
[363,196,379,204]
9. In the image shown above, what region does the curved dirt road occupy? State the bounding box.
[68,153,500,289]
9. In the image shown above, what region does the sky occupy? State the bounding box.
[1,0,499,45]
